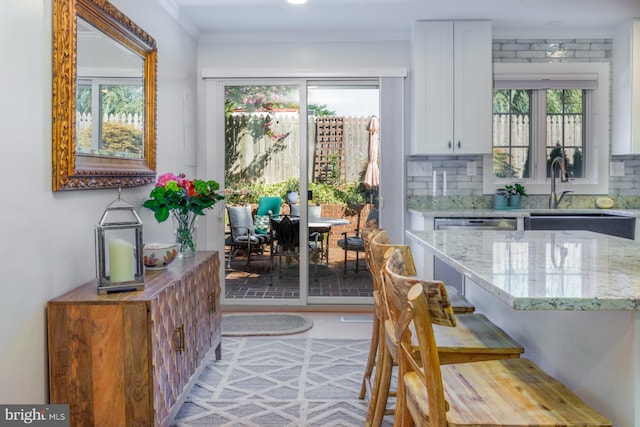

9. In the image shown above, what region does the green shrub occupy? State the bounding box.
[225,178,369,206]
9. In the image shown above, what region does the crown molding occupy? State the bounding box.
[199,30,410,44]
[155,0,201,40]
[201,67,408,79]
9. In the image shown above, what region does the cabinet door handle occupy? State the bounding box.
[457,140,461,149]
[209,291,216,313]
[448,141,452,149]
[174,325,185,353]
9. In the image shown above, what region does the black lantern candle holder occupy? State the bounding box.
[95,189,145,294]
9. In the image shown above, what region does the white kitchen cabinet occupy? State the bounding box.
[612,19,640,155]
[412,20,492,155]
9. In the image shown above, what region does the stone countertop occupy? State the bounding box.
[406,229,640,311]
[408,208,640,218]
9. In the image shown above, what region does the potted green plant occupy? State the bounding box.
[503,183,527,209]
[493,189,510,210]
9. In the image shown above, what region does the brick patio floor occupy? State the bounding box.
[224,247,373,299]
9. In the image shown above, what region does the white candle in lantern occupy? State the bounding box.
[109,238,134,283]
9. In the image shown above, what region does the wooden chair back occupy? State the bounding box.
[405,281,451,426]
[370,230,416,278]
[369,230,416,320]
[361,227,381,278]
[382,248,457,426]
[382,247,456,328]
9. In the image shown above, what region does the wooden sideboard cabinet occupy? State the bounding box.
[48,251,221,427]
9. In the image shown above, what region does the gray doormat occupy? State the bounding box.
[221,313,314,336]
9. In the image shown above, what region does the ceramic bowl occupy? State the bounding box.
[143,243,179,270]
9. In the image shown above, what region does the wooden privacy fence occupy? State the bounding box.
[493,114,583,173]
[76,111,144,131]
[227,114,374,185]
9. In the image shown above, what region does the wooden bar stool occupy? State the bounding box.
[358,229,475,405]
[370,238,524,427]
[358,227,383,400]
[383,248,611,427]
[360,229,474,406]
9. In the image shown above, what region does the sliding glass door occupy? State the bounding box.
[306,81,379,304]
[223,81,306,304]
[217,78,379,306]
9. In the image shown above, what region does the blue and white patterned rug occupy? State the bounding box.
[171,337,392,426]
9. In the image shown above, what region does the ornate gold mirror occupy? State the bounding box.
[52,0,157,191]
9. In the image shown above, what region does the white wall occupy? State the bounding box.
[0,0,198,404]
[198,38,410,73]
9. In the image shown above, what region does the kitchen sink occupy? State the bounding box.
[524,212,635,239]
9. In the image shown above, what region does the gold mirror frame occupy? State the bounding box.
[52,0,157,191]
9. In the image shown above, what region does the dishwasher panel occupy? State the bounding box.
[434,217,517,230]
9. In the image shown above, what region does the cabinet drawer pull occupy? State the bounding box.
[209,291,216,313]
[174,325,185,353]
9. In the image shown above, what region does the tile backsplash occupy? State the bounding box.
[407,154,640,211]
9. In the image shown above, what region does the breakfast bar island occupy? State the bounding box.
[406,229,640,427]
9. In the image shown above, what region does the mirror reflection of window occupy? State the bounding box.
[75,82,92,152]
[75,17,145,159]
[75,79,144,158]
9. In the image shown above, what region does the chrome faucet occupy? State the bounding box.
[549,157,573,209]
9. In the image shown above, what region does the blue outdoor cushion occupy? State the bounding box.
[256,196,282,216]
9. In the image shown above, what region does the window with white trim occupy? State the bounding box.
[483,63,610,196]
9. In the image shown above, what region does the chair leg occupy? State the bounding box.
[324,232,330,265]
[359,309,380,399]
[367,330,392,427]
[393,356,412,427]
[269,250,275,286]
[343,245,348,278]
[355,250,360,274]
[227,246,239,268]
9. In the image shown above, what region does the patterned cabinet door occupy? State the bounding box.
[149,283,181,427]
[194,254,221,362]
[177,270,199,384]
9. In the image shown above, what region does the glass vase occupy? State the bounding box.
[171,211,198,257]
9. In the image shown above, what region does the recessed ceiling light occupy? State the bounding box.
[287,0,308,4]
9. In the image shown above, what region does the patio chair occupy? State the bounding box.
[289,203,330,265]
[337,205,378,278]
[254,196,282,235]
[269,213,301,283]
[225,205,271,270]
